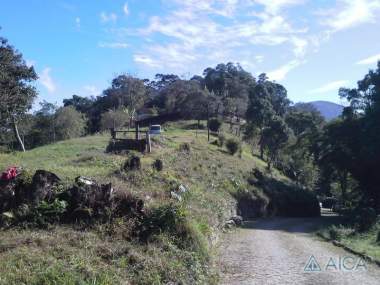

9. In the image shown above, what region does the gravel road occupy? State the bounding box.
[218,214,380,285]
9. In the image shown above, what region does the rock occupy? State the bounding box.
[224,219,236,230]
[75,176,96,186]
[29,170,61,204]
[170,191,183,201]
[170,184,189,201]
[62,179,144,221]
[0,181,16,212]
[66,182,114,212]
[231,215,243,226]
[178,184,188,193]
[0,211,15,226]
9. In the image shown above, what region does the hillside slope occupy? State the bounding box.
[0,122,318,284]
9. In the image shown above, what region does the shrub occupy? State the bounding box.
[233,188,268,219]
[353,207,377,232]
[328,225,355,241]
[262,177,320,217]
[123,153,141,171]
[377,230,380,244]
[31,199,67,226]
[225,138,240,155]
[152,159,163,171]
[138,204,208,259]
[217,133,225,147]
[0,145,11,153]
[208,118,222,133]
[179,142,191,153]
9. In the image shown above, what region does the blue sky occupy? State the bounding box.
[1,0,380,106]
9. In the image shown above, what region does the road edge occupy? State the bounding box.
[316,232,380,267]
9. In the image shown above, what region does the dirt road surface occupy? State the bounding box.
[218,214,380,285]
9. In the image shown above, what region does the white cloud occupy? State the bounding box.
[134,54,160,68]
[267,60,303,81]
[75,17,81,29]
[254,0,305,15]
[309,80,348,94]
[100,12,118,23]
[39,67,56,93]
[356,53,380,65]
[321,0,380,32]
[123,3,129,15]
[98,42,129,48]
[83,85,100,95]
[132,0,308,76]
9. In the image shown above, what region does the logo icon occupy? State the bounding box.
[304,255,321,272]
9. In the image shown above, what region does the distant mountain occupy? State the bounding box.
[308,101,344,120]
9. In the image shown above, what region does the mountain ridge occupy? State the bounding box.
[308,100,344,120]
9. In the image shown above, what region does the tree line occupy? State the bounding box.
[1,33,379,212]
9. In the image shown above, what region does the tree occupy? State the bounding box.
[0,35,38,151]
[31,100,58,146]
[285,107,324,137]
[203,63,254,118]
[100,108,129,131]
[103,75,147,124]
[316,119,359,202]
[277,106,324,189]
[245,83,274,158]
[261,117,290,170]
[323,61,380,209]
[55,106,87,140]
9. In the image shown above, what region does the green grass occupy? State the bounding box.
[0,121,285,284]
[0,135,126,182]
[319,223,380,261]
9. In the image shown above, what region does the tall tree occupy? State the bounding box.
[55,106,87,140]
[261,117,290,170]
[103,75,147,124]
[0,35,38,151]
[245,82,274,158]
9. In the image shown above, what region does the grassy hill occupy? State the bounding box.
[0,121,315,284]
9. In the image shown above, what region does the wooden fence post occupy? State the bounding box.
[110,128,116,139]
[135,123,140,140]
[146,131,151,153]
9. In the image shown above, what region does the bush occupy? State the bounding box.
[328,225,355,241]
[28,199,68,227]
[377,230,380,244]
[179,142,191,153]
[225,138,240,155]
[233,188,268,219]
[0,145,11,153]
[353,207,377,232]
[138,204,208,259]
[123,154,141,171]
[152,159,163,171]
[262,177,321,217]
[217,133,225,147]
[208,118,222,133]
